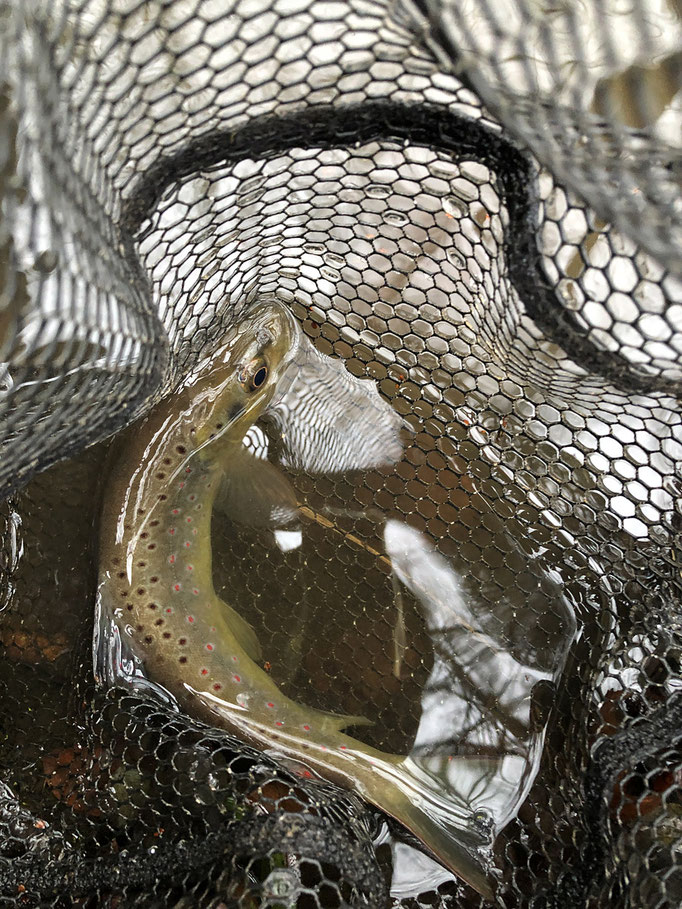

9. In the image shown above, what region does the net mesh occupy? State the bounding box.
[0,0,681,906]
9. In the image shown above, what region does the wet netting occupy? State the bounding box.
[0,0,681,906]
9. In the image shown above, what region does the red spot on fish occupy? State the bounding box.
[213,683,221,691]
[172,509,179,515]
[189,495,195,501]
[169,528,175,535]
[233,675,241,682]
[165,607,172,614]
[206,643,214,652]
[186,468,191,474]
[340,745,347,750]
[186,517,192,524]
[267,702,275,709]
[193,588,199,595]
[201,668,208,675]
[302,770,312,778]
[185,541,191,548]
[320,745,328,751]
[174,584,181,592]
[169,555,175,564]
[187,564,193,571]
[192,529,198,535]
[187,616,194,623]
[179,482,184,489]
[276,721,284,727]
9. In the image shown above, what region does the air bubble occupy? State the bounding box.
[385,210,408,226]
[367,183,391,199]
[443,195,468,218]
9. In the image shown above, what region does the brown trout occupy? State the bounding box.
[96,300,492,899]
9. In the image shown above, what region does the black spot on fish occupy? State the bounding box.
[228,404,244,423]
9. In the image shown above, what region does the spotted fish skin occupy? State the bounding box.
[96,301,492,899]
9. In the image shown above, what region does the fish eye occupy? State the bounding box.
[238,360,269,392]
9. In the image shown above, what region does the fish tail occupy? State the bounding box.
[370,775,494,900]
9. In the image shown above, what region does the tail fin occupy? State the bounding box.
[365,761,494,901]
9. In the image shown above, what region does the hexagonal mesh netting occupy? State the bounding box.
[0,0,681,906]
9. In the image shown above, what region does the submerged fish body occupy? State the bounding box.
[97,300,492,899]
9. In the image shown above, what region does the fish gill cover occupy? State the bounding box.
[0,0,680,907]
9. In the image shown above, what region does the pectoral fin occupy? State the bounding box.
[215,595,263,662]
[318,710,373,734]
[215,444,299,529]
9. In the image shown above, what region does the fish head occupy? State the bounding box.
[183,301,298,449]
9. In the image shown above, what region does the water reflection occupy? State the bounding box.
[385,520,576,835]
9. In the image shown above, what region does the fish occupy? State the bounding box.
[96,299,493,899]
